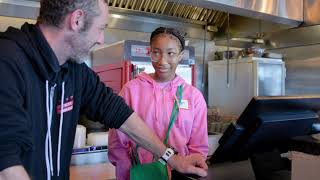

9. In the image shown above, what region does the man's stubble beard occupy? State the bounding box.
[68,32,93,64]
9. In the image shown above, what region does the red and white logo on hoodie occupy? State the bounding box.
[56,96,74,114]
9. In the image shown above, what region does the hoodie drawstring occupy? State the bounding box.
[57,82,65,176]
[45,81,56,180]
[45,80,65,179]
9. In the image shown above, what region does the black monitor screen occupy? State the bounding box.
[210,96,320,163]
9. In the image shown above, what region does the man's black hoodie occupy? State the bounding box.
[0,23,133,179]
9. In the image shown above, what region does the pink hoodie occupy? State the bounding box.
[108,72,208,180]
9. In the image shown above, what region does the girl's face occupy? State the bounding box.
[150,34,184,82]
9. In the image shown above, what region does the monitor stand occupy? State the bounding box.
[250,150,291,180]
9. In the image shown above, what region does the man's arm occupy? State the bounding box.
[0,166,30,180]
[119,113,208,177]
[0,59,32,179]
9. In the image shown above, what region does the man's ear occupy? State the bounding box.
[69,9,85,32]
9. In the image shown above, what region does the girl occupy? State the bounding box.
[108,27,208,180]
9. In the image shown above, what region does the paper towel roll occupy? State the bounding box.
[87,132,109,146]
[73,125,86,149]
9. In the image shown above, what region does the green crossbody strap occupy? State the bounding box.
[131,84,184,166]
[163,84,183,145]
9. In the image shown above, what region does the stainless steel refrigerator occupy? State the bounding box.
[208,57,286,116]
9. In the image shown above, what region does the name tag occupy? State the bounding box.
[179,100,189,110]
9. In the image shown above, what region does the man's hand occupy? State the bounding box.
[168,154,208,177]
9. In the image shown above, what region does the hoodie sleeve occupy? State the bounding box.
[187,89,209,157]
[80,64,134,129]
[108,85,133,180]
[0,58,32,171]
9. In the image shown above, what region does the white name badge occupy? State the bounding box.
[179,100,189,110]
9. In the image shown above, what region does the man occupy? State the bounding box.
[0,0,208,180]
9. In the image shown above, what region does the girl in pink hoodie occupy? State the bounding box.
[108,27,208,180]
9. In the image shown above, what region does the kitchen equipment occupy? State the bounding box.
[71,146,108,165]
[215,50,243,60]
[262,52,283,59]
[243,46,265,57]
[208,57,286,116]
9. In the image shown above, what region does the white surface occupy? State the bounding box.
[87,132,109,146]
[73,125,86,149]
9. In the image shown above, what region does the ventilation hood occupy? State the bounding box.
[1,0,303,27]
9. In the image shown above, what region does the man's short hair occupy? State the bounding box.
[38,0,108,31]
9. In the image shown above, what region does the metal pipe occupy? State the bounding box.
[202,24,207,93]
[226,13,230,88]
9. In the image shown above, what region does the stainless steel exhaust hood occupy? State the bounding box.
[0,0,228,27]
[0,0,305,43]
[1,0,303,28]
[168,0,303,27]
[215,0,320,50]
[0,0,229,39]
